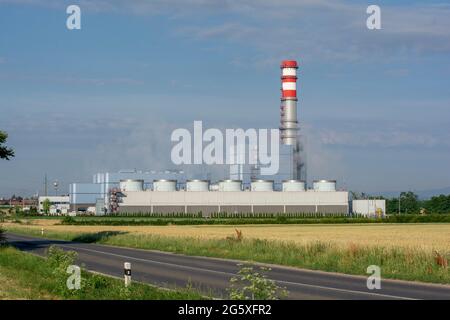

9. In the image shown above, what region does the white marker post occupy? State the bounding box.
[41,228,44,236]
[124,262,131,287]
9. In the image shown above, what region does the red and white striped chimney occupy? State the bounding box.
[280,60,299,145]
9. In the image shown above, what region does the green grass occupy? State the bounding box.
[0,245,205,300]
[5,226,450,285]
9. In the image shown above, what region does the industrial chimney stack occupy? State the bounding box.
[280,60,299,146]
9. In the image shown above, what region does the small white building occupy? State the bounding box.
[38,196,70,215]
[352,199,386,217]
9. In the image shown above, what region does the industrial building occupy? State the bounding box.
[352,199,386,217]
[38,196,70,215]
[69,60,352,216]
[117,179,348,215]
[69,169,186,212]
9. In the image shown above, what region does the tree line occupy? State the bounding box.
[352,191,450,214]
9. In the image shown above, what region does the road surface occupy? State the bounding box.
[5,232,450,300]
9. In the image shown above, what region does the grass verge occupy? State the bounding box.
[0,245,204,300]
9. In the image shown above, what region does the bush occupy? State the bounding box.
[46,246,78,297]
[0,227,6,246]
[61,216,76,224]
[228,264,288,300]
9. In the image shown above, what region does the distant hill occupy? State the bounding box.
[375,187,450,200]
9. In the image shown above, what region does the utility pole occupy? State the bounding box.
[398,193,401,214]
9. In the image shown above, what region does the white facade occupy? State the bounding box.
[38,196,70,215]
[352,200,386,217]
[118,190,349,215]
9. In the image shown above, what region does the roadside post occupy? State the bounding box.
[124,262,131,287]
[41,228,44,236]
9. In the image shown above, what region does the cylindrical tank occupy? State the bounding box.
[218,180,242,192]
[119,179,144,192]
[153,179,177,191]
[209,184,219,191]
[251,179,274,191]
[313,180,336,192]
[282,180,306,191]
[186,179,209,192]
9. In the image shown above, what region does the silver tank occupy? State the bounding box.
[186,179,209,192]
[251,179,274,191]
[313,180,336,192]
[218,180,242,192]
[153,179,177,192]
[282,180,306,191]
[119,179,144,192]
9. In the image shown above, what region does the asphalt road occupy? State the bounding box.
[5,232,450,300]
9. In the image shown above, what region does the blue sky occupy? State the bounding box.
[1,0,450,196]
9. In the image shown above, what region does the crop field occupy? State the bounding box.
[4,219,450,252]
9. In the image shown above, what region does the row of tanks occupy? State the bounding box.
[119,179,337,192]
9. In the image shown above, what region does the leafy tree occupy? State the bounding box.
[423,194,450,214]
[386,197,399,214]
[399,191,419,214]
[43,198,51,214]
[0,131,14,160]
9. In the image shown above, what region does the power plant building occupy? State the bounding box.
[68,59,349,216]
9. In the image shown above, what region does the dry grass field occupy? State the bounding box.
[5,219,450,252]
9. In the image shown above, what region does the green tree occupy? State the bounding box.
[0,131,14,160]
[423,194,450,214]
[399,191,419,214]
[42,198,51,214]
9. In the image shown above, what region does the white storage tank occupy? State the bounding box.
[119,179,144,192]
[282,180,306,192]
[251,179,274,192]
[209,184,219,191]
[153,179,177,192]
[186,180,209,192]
[313,180,336,192]
[218,180,242,192]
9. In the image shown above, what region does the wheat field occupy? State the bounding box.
[6,220,450,252]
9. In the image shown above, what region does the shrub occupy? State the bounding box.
[0,227,6,246]
[46,245,78,296]
[228,264,288,300]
